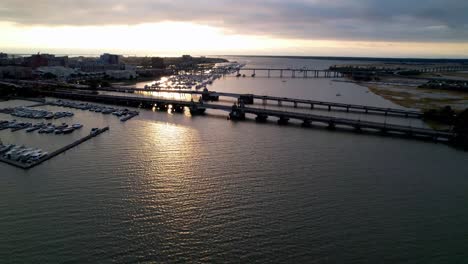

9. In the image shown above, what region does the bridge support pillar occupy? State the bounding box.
[294,102,298,108]
[277,116,289,125]
[310,104,314,109]
[278,100,282,106]
[229,108,245,121]
[262,99,267,105]
[158,103,168,111]
[172,104,185,113]
[255,114,268,123]
[302,119,312,128]
[328,105,331,111]
[354,124,362,133]
[327,121,336,130]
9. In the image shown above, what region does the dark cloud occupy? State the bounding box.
[0,0,467,42]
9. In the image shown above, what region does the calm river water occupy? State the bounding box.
[1,56,468,263]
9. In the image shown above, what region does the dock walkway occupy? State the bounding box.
[0,127,109,169]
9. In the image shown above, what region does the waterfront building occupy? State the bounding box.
[0,66,33,79]
[100,53,121,65]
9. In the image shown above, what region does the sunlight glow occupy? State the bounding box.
[1,21,467,57]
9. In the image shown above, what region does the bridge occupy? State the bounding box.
[234,68,344,78]
[38,91,453,143]
[100,87,422,118]
[418,65,468,73]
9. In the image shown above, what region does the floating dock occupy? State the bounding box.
[0,127,109,169]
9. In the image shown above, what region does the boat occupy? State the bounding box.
[72,124,83,129]
[62,127,75,134]
[26,126,41,133]
[54,129,63,134]
[90,128,99,135]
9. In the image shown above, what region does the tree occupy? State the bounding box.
[452,109,468,150]
[43,72,57,79]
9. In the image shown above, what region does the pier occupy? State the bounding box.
[0,127,109,169]
[418,65,468,73]
[39,91,454,143]
[234,68,344,78]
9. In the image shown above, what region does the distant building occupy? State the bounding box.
[0,53,7,59]
[105,70,137,80]
[0,66,33,79]
[100,53,120,65]
[24,54,68,69]
[36,66,78,79]
[75,61,125,72]
[151,57,165,69]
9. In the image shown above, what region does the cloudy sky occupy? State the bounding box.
[1,0,467,57]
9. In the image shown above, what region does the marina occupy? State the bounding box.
[0,120,83,135]
[0,106,74,120]
[48,100,139,122]
[0,127,109,169]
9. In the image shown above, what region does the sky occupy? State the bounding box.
[0,0,467,58]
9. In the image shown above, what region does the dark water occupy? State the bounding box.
[1,57,468,263]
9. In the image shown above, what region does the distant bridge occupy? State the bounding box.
[234,68,344,78]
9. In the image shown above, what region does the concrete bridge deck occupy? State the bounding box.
[101,87,422,118]
[40,91,453,143]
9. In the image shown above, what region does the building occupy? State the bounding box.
[0,66,33,79]
[105,70,137,80]
[24,54,68,68]
[151,57,165,69]
[0,53,7,59]
[36,66,78,79]
[100,53,120,65]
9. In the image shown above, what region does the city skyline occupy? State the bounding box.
[1,0,468,58]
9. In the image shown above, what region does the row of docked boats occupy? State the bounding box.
[2,107,74,120]
[49,100,139,122]
[0,143,48,164]
[143,72,223,91]
[0,120,83,134]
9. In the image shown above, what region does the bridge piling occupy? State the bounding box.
[277,116,289,125]
[302,119,312,127]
